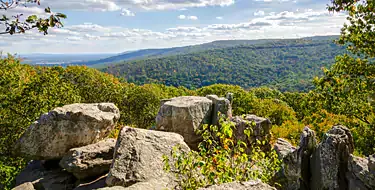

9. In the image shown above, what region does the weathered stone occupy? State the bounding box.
[274,127,316,190]
[14,103,120,160]
[206,95,232,125]
[231,115,272,152]
[368,155,375,171]
[16,160,76,190]
[12,182,35,190]
[274,138,296,160]
[346,154,375,190]
[155,96,212,149]
[198,180,276,190]
[106,126,190,187]
[311,125,354,190]
[60,138,116,180]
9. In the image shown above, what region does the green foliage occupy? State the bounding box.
[252,99,297,126]
[102,39,347,92]
[163,117,281,189]
[250,87,285,100]
[0,0,66,35]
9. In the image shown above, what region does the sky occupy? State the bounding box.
[0,0,347,54]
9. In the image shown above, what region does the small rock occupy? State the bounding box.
[106,126,190,187]
[155,96,213,149]
[60,138,116,180]
[198,180,276,190]
[274,138,296,160]
[12,182,35,190]
[14,103,120,160]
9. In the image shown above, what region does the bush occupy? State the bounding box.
[163,116,281,189]
[252,99,297,126]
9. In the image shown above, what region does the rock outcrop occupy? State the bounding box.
[60,138,116,180]
[274,127,316,190]
[198,180,276,190]
[155,96,213,149]
[106,126,190,187]
[14,103,120,160]
[311,125,354,190]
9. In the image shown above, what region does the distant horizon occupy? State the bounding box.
[13,34,340,55]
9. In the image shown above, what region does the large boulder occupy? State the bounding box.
[231,115,272,152]
[155,96,212,149]
[274,138,296,160]
[346,154,375,190]
[60,138,116,180]
[14,103,120,160]
[311,125,354,190]
[16,160,76,190]
[106,126,190,187]
[198,180,276,190]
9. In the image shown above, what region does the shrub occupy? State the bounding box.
[163,116,281,189]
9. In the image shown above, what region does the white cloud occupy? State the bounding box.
[120,9,135,16]
[178,15,198,20]
[188,16,198,20]
[254,10,265,16]
[178,15,186,19]
[216,16,223,20]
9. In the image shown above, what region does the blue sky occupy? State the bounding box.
[0,0,347,54]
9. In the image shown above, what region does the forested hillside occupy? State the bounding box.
[102,38,346,92]
[66,35,339,67]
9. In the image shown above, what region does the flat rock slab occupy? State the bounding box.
[198,180,276,190]
[60,138,116,180]
[14,103,120,160]
[156,96,212,149]
[106,126,190,187]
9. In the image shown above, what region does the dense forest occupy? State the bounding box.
[102,39,347,92]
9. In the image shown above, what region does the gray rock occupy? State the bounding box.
[12,182,35,190]
[206,95,232,125]
[231,115,272,152]
[16,160,76,190]
[106,126,190,187]
[275,127,316,190]
[14,103,120,160]
[347,154,375,190]
[155,96,212,149]
[198,180,276,190]
[60,138,116,180]
[274,138,296,160]
[311,125,354,190]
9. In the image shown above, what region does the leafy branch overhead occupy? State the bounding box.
[0,0,66,35]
